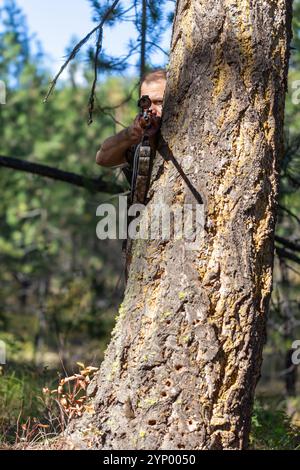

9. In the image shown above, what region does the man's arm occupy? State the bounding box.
[96,116,144,167]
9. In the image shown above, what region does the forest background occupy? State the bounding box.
[0,0,300,449]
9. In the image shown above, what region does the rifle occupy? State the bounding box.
[123,96,155,282]
[130,94,154,205]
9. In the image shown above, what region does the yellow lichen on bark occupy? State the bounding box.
[168,1,194,95]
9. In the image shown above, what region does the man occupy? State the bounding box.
[96,69,166,282]
[95,69,167,186]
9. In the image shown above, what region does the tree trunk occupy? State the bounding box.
[66,0,292,449]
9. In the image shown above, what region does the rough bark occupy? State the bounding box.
[66,0,293,449]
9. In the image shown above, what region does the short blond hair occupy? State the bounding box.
[140,69,167,94]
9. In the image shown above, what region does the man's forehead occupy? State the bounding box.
[141,79,166,97]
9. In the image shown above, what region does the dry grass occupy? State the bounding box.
[0,363,98,450]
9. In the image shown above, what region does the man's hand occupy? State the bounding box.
[144,112,161,137]
[96,112,162,167]
[128,112,162,142]
[126,115,144,144]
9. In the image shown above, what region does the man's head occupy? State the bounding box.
[140,69,166,118]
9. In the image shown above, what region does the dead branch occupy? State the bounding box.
[0,155,123,194]
[44,0,121,104]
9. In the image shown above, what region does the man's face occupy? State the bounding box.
[140,79,166,117]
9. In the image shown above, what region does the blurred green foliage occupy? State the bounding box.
[250,398,300,450]
[0,0,138,370]
[0,364,55,445]
[0,0,300,449]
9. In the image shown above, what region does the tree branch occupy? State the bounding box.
[0,155,123,194]
[276,246,300,265]
[88,26,104,125]
[140,0,147,80]
[275,235,300,253]
[44,0,121,104]
[278,204,300,224]
[146,40,169,57]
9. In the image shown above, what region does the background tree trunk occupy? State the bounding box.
[66,0,292,449]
